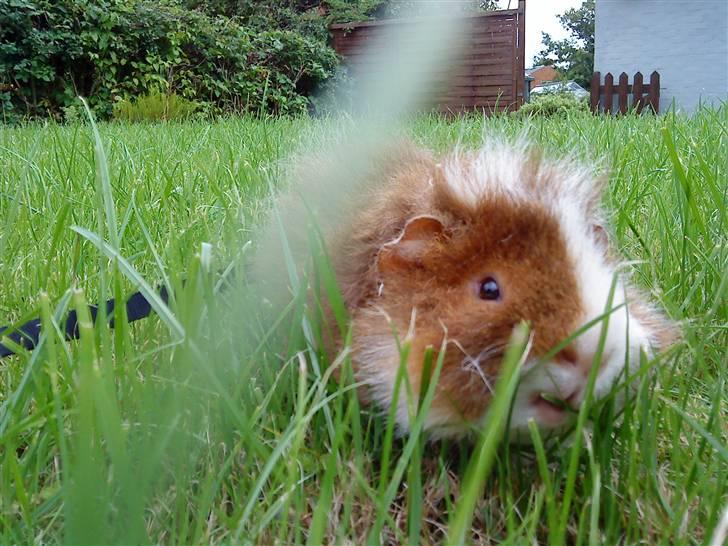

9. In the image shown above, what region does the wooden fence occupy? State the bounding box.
[590,71,660,114]
[329,0,526,114]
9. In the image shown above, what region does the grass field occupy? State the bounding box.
[0,108,726,545]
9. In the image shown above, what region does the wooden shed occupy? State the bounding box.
[329,1,526,114]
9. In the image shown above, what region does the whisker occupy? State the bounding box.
[448,338,503,394]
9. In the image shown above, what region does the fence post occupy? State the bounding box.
[648,71,660,113]
[590,72,601,113]
[604,72,614,114]
[618,72,629,114]
[633,71,644,113]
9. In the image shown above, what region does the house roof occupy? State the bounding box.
[526,65,561,76]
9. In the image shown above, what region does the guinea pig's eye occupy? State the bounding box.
[479,277,501,301]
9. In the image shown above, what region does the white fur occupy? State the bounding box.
[353,317,483,437]
[351,306,418,433]
[443,144,529,204]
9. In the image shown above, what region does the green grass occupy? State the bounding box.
[0,108,726,545]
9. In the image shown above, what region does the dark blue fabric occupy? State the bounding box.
[0,285,170,358]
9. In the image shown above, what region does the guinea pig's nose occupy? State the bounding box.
[556,347,605,375]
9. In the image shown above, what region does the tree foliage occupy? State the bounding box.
[532,0,594,88]
[185,0,385,25]
[185,0,500,23]
[373,0,499,17]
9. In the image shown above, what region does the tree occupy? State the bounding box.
[533,0,594,88]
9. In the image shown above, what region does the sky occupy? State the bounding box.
[492,0,584,67]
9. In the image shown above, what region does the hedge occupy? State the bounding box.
[0,0,359,121]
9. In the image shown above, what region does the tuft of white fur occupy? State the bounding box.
[442,138,603,217]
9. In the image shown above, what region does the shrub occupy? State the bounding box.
[517,92,590,117]
[0,0,342,121]
[112,90,201,122]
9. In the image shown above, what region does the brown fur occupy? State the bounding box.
[326,145,587,421]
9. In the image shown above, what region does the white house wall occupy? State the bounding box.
[594,0,728,112]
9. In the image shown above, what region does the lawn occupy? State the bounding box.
[0,109,725,544]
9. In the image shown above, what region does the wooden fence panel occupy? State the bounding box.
[591,71,660,114]
[648,71,660,112]
[329,1,526,114]
[590,72,600,111]
[618,72,629,114]
[632,71,644,113]
[604,72,614,114]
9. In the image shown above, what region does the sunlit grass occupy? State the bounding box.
[0,107,726,544]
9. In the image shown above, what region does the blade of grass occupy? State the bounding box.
[79,97,119,250]
[552,275,619,544]
[69,225,184,339]
[446,322,530,546]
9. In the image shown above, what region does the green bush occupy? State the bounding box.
[517,92,589,117]
[112,90,201,122]
[0,0,345,121]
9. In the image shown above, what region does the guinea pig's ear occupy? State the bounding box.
[377,215,446,274]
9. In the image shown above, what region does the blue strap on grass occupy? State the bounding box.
[0,286,170,358]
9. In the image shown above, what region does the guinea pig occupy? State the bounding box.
[320,140,679,439]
